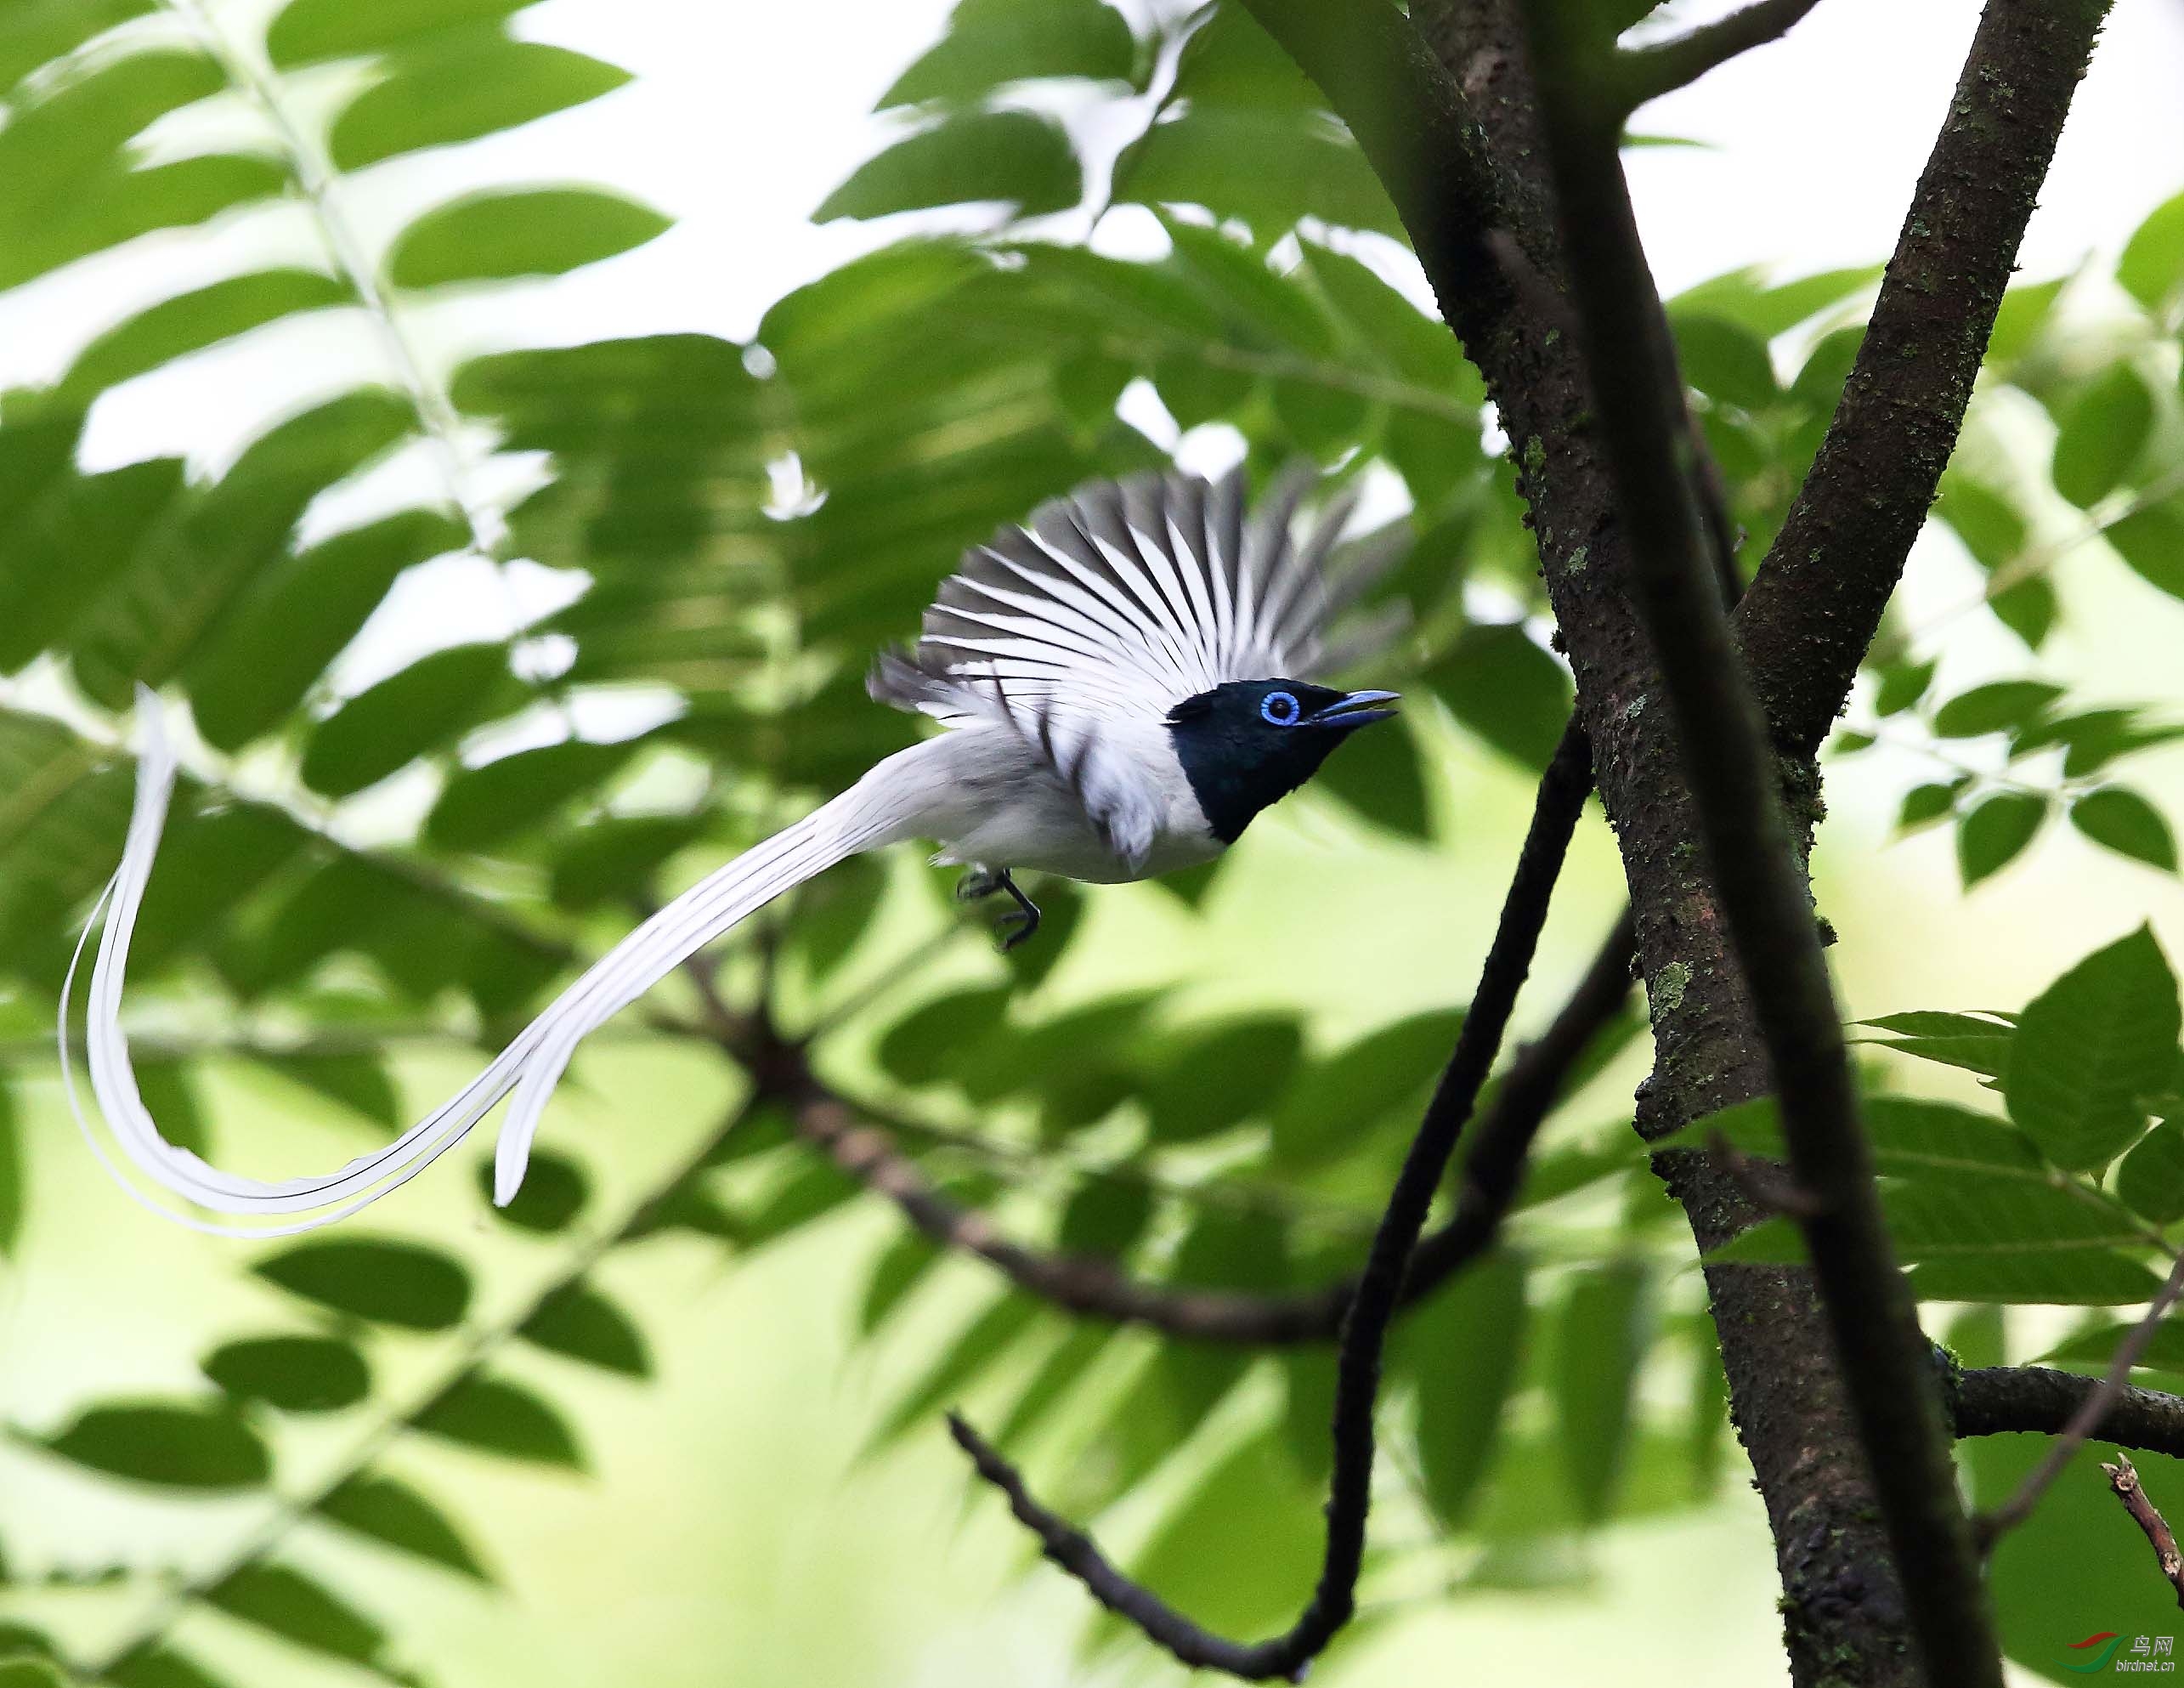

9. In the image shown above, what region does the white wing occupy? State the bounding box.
[869,465,1403,732]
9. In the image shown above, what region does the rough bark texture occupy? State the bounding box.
[1365,2,2108,1680]
[1400,4,1907,1675]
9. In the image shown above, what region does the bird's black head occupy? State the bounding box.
[1165,679,1400,844]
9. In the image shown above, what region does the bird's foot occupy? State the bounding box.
[957,866,1041,951]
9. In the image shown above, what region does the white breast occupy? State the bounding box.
[904,722,1221,885]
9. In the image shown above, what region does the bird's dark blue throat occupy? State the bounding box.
[1166,679,1400,844]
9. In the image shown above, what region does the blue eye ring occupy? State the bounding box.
[1260,690,1301,727]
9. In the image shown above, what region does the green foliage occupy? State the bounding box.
[255,1239,473,1330]
[44,1402,270,1491]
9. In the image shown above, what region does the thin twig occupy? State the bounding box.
[1610,0,1826,110]
[1976,1248,2184,1549]
[1516,1,2002,1680]
[948,722,1598,1680]
[2102,1453,2184,1609]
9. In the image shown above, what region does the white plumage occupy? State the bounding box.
[66,466,1397,1232]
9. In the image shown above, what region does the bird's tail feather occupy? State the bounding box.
[65,695,928,1235]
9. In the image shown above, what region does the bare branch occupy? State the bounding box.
[783,902,1632,1345]
[2102,1453,2184,1610]
[1955,1367,2184,1461]
[1735,0,2114,760]
[950,722,1598,1680]
[1977,1251,2184,1549]
[1610,0,1825,110]
[1514,0,2000,1680]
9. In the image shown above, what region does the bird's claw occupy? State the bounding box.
[957,866,1041,951]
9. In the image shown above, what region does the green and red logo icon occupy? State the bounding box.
[2068,1634,2126,1674]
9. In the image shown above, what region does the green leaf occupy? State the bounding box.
[1956,791,2047,887]
[1552,1261,1654,1525]
[1428,620,1574,772]
[106,1650,227,1688]
[1143,1017,1303,1142]
[427,739,636,852]
[2044,1317,2184,1373]
[106,1648,228,1688]
[59,269,350,399]
[1310,711,1429,840]
[2108,501,2184,603]
[414,1374,585,1468]
[817,110,1079,222]
[2119,190,2184,314]
[2116,1119,2184,1224]
[207,1563,382,1666]
[1855,1012,2013,1078]
[873,1292,1041,1447]
[1400,1249,1527,1528]
[64,392,418,708]
[257,1052,399,1127]
[1873,658,1936,718]
[1906,1250,2163,1305]
[2003,926,2182,1172]
[1936,476,2026,574]
[1862,1096,2047,1181]
[0,0,152,93]
[1270,1009,1463,1168]
[267,0,532,65]
[1931,680,2062,738]
[478,1150,588,1233]
[878,0,1134,107]
[0,53,286,292]
[1670,264,1879,339]
[302,643,513,797]
[2070,788,2177,872]
[2051,365,2153,507]
[320,1474,489,1581]
[549,813,708,911]
[1055,1181,1155,1258]
[1897,780,1959,831]
[202,1335,370,1413]
[1112,106,1402,241]
[1124,1429,1318,1639]
[185,508,471,751]
[1672,314,1777,412]
[254,1238,472,1330]
[518,1282,649,1378]
[331,39,630,170]
[45,1402,269,1490]
[387,187,670,289]
[1987,274,2067,365]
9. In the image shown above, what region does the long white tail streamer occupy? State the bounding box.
[63,694,930,1235]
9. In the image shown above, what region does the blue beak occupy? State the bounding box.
[1312,688,1400,729]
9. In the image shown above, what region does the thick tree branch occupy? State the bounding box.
[1955,1367,2184,1459]
[950,722,1598,1680]
[785,903,1632,1345]
[1250,2,2112,1678]
[1515,2,2000,1682]
[1609,0,1825,110]
[2103,1454,2184,1610]
[1734,0,2113,760]
[1977,1251,2184,1548]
